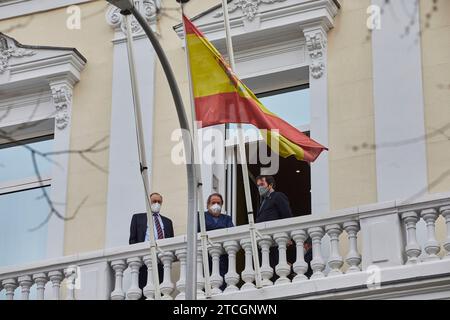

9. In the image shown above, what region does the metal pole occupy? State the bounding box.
[127,4,199,299]
[221,0,262,288]
[180,4,212,299]
[123,14,161,300]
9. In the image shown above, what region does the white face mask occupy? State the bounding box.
[151,203,161,213]
[210,203,222,214]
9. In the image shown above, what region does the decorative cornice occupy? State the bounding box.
[303,27,327,79]
[174,0,339,46]
[0,33,86,101]
[0,0,91,20]
[50,83,73,130]
[0,34,35,74]
[106,0,160,35]
[214,0,287,21]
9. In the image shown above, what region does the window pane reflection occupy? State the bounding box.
[227,87,310,140]
[0,187,49,268]
[0,137,54,183]
[259,88,310,128]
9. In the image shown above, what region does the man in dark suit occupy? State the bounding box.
[129,192,174,297]
[198,193,233,291]
[255,175,293,281]
[255,175,293,223]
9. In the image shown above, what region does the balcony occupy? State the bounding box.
[1,193,450,300]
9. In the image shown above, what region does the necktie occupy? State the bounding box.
[259,197,267,215]
[153,213,164,239]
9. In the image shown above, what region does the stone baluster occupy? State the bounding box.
[175,249,187,300]
[110,259,126,300]
[273,232,291,285]
[258,235,274,286]
[343,221,361,273]
[49,271,63,300]
[18,276,32,300]
[196,247,205,299]
[223,240,240,293]
[2,279,17,300]
[441,206,450,258]
[307,227,326,279]
[290,230,308,282]
[33,273,47,300]
[126,257,143,300]
[401,211,422,264]
[240,238,256,290]
[64,267,77,300]
[421,209,441,261]
[208,243,224,294]
[142,255,155,300]
[158,251,175,300]
[325,224,344,276]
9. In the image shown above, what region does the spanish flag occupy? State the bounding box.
[183,15,328,162]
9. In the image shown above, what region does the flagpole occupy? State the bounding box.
[124,14,162,300]
[180,4,213,299]
[108,0,204,301]
[220,0,262,288]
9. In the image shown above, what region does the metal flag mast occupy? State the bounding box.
[106,0,261,299]
[220,0,263,288]
[107,0,212,300]
[123,14,162,300]
[180,2,213,299]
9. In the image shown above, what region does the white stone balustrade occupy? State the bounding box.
[399,197,450,264]
[33,273,47,300]
[208,243,224,294]
[196,247,205,299]
[223,240,240,293]
[240,238,256,290]
[18,275,32,300]
[1,193,450,300]
[175,249,187,300]
[421,209,441,261]
[126,257,142,300]
[258,235,274,286]
[325,224,343,276]
[441,206,450,258]
[308,226,326,279]
[273,232,291,284]
[49,270,63,300]
[64,266,77,300]
[158,251,175,300]
[401,211,422,264]
[110,260,126,300]
[290,230,308,282]
[142,255,155,300]
[2,279,17,300]
[343,221,361,273]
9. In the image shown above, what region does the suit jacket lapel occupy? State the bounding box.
[259,196,268,214]
[140,215,147,241]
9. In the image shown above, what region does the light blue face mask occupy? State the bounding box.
[258,186,269,197]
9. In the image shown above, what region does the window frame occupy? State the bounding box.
[0,32,85,261]
[224,83,311,147]
[0,131,54,195]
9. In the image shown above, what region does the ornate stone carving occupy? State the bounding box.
[304,30,327,79]
[51,84,73,130]
[0,34,35,74]
[214,0,287,21]
[106,0,161,35]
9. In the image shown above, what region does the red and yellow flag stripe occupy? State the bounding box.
[183,15,327,162]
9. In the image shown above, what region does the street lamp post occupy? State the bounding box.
[105,0,198,300]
